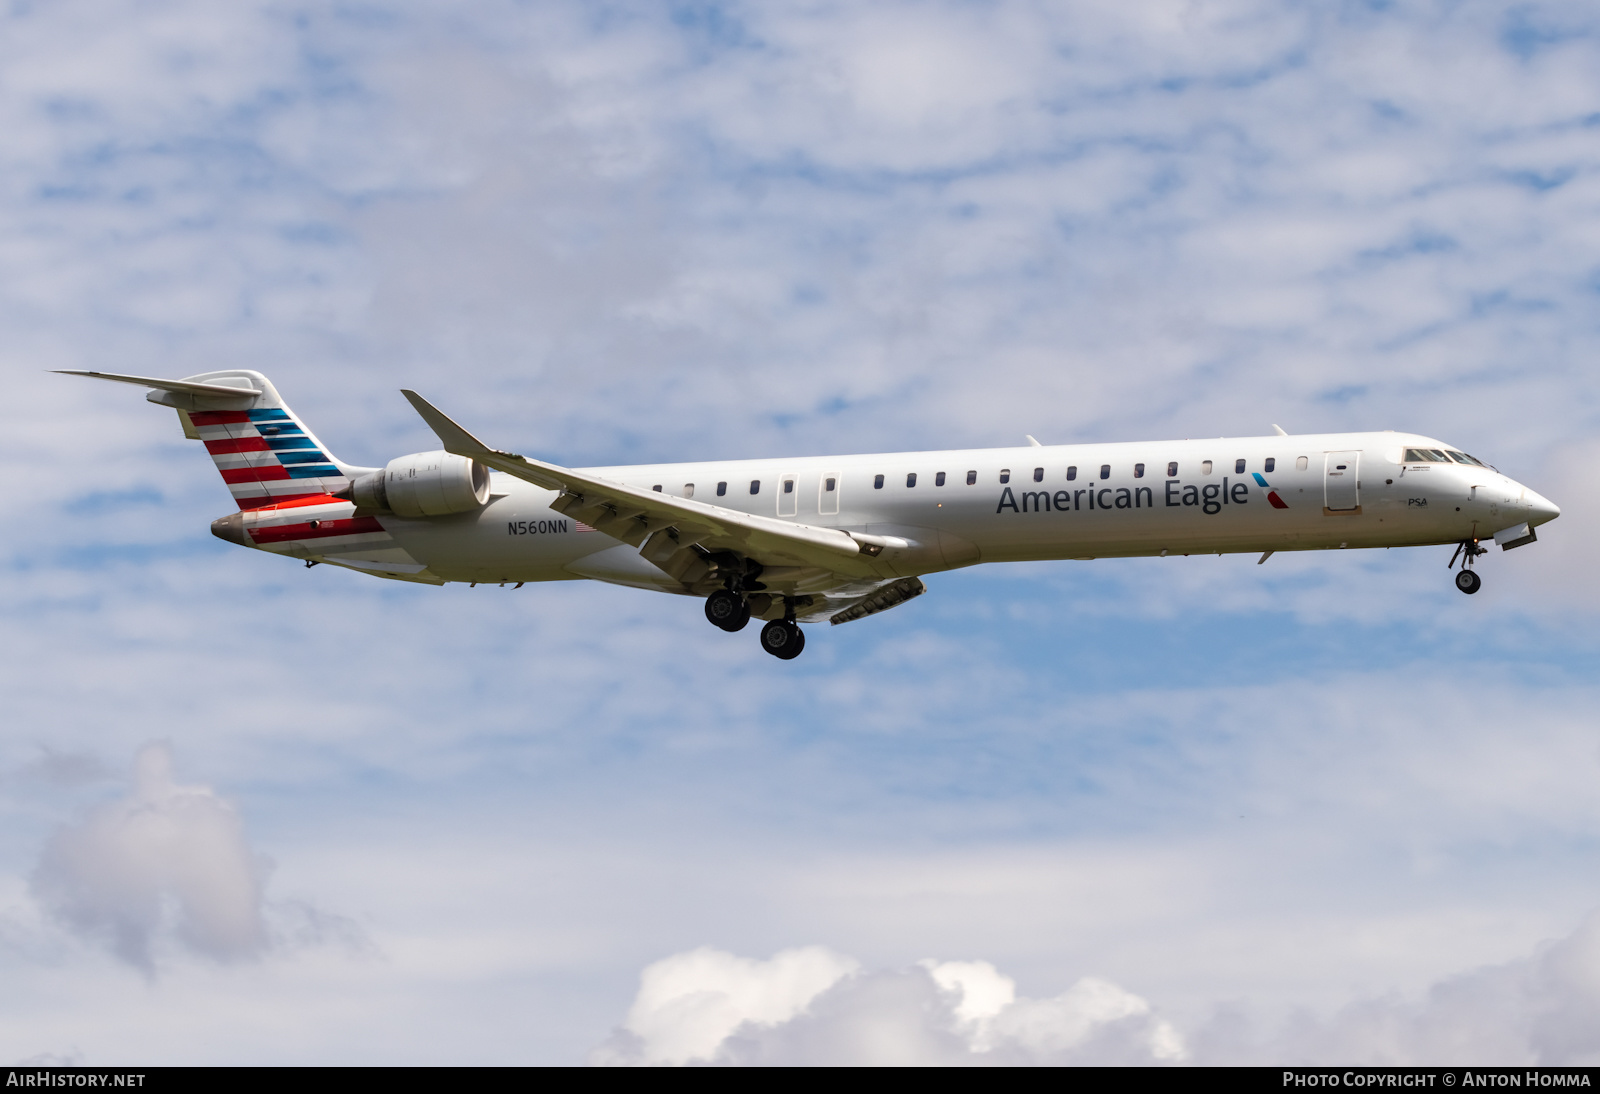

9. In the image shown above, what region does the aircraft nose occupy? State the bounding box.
[1525,488,1560,526]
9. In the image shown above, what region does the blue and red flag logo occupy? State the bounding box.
[1253,472,1289,509]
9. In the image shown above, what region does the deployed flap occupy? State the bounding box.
[828,577,927,625]
[400,390,884,578]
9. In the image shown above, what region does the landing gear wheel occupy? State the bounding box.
[705,589,750,632]
[760,619,806,660]
[1455,569,1482,595]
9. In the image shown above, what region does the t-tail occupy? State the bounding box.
[57,368,367,510]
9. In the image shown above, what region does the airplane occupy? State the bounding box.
[58,368,1561,660]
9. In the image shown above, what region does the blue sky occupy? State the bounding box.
[3,0,1599,1065]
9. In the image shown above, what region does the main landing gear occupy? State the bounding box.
[760,619,805,660]
[1448,538,1487,595]
[704,588,751,632]
[704,589,806,659]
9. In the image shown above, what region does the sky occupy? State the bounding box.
[2,0,1599,1066]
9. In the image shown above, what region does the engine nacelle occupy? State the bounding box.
[344,450,490,517]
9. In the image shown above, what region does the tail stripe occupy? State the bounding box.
[221,466,292,484]
[189,403,347,509]
[249,517,385,545]
[204,437,272,455]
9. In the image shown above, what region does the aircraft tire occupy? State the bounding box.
[1455,569,1482,595]
[760,619,805,659]
[705,590,750,631]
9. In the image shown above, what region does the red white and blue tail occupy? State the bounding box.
[155,370,369,510]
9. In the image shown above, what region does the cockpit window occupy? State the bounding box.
[1404,448,1450,463]
[1447,450,1487,467]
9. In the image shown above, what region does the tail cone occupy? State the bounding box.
[211,512,249,546]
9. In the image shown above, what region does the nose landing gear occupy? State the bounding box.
[1448,539,1487,595]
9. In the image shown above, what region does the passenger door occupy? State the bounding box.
[1324,451,1360,511]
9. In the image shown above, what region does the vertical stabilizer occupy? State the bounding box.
[142,370,366,511]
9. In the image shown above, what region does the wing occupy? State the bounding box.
[400,391,908,611]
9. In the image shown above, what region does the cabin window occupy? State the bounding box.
[1264,458,1275,473]
[750,480,760,495]
[1066,466,1077,481]
[1202,460,1213,475]
[1134,463,1145,479]
[1000,469,1011,483]
[1033,467,1044,482]
[1167,461,1178,477]
[825,477,837,492]
[683,484,694,498]
[1099,464,1110,480]
[966,470,977,485]
[783,480,794,494]
[652,485,662,492]
[906,473,917,488]
[874,474,885,489]
[935,472,946,486]
[1235,458,1246,474]
[716,481,727,496]
[1296,456,1308,471]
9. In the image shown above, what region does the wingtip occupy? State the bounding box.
[400,388,493,457]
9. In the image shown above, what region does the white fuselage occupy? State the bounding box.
[341,430,1552,588]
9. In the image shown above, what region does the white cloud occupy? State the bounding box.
[1202,911,1600,1065]
[599,913,1600,1066]
[594,946,1183,1065]
[30,743,268,971]
[593,945,860,1065]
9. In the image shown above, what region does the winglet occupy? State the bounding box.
[400,390,497,459]
[1025,435,1042,447]
[1272,424,1289,436]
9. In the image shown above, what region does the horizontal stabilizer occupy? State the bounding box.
[54,370,263,398]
